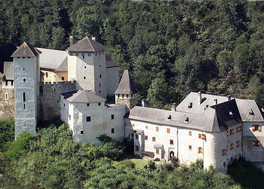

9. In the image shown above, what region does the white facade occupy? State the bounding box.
[67,51,107,99]
[14,56,39,137]
[106,67,119,97]
[60,95,126,145]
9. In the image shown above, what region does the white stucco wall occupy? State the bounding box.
[14,57,39,137]
[60,98,126,145]
[94,51,106,98]
[106,67,119,97]
[243,122,264,162]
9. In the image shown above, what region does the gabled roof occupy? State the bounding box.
[67,37,106,52]
[62,90,106,103]
[3,62,14,80]
[36,48,68,71]
[235,99,264,122]
[11,42,41,58]
[106,56,119,68]
[115,70,137,95]
[129,100,242,133]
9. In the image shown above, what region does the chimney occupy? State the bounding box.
[227,95,231,101]
[171,103,176,111]
[198,92,202,105]
[214,98,218,105]
[92,37,96,41]
[69,36,73,46]
[142,100,146,107]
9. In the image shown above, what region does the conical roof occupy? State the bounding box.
[11,42,41,58]
[115,70,137,95]
[67,37,106,52]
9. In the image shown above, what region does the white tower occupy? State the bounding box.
[12,42,41,138]
[67,37,107,98]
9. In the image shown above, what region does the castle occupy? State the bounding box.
[0,37,263,173]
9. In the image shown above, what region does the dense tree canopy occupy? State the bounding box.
[1,0,264,108]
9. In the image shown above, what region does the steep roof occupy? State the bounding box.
[3,62,14,80]
[115,70,137,95]
[106,56,119,68]
[129,100,242,133]
[67,37,106,52]
[62,90,106,103]
[11,42,41,58]
[177,92,264,123]
[235,99,264,122]
[37,48,68,71]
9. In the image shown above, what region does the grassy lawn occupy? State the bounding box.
[130,158,150,168]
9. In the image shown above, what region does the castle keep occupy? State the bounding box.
[0,38,263,172]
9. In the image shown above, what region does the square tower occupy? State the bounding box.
[12,42,41,138]
[67,37,107,98]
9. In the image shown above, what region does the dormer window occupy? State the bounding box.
[249,109,254,115]
[188,102,193,108]
[185,117,189,122]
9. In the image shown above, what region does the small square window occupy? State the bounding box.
[156,149,159,154]
[111,114,114,119]
[132,123,135,127]
[22,68,25,70]
[23,78,26,82]
[167,128,170,133]
[152,137,156,142]
[84,77,86,79]
[86,116,91,122]
[111,128,114,133]
[62,77,64,81]
[80,130,83,134]
[145,135,148,140]
[170,139,174,145]
[145,125,148,129]
[84,66,86,68]
[156,127,159,132]
[5,93,8,100]
[189,145,192,150]
[87,103,89,106]
[69,115,71,120]
[99,91,101,94]
[136,134,139,139]
[99,75,102,78]
[64,103,65,107]
[189,131,192,136]
[98,103,101,106]
[99,83,101,87]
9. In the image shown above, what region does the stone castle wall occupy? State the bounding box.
[38,81,76,121]
[0,75,14,119]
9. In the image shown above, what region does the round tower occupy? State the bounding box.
[11,42,41,138]
[115,70,137,109]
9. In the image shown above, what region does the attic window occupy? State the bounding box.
[188,102,193,108]
[249,109,254,115]
[168,115,171,119]
[185,117,189,122]
[229,111,234,116]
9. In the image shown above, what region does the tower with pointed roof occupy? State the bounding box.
[67,37,107,98]
[115,70,137,109]
[11,42,41,137]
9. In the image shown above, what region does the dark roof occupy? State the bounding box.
[115,70,137,95]
[4,62,14,80]
[0,43,17,73]
[67,37,106,52]
[55,57,68,72]
[62,90,106,103]
[106,56,119,68]
[12,42,41,58]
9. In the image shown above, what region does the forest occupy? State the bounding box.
[1,118,264,189]
[1,0,264,108]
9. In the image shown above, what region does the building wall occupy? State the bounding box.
[116,94,137,109]
[243,122,264,162]
[38,81,76,121]
[0,78,14,119]
[60,100,126,145]
[106,67,119,97]
[41,70,68,82]
[14,57,39,137]
[94,51,106,98]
